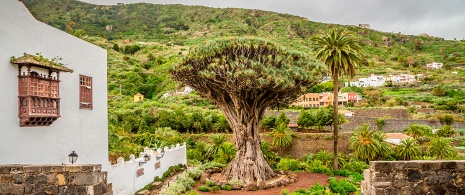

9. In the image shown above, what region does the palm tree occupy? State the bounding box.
[349,124,384,162]
[396,138,422,160]
[311,29,364,169]
[428,137,457,160]
[404,123,424,139]
[270,123,293,151]
[205,134,227,160]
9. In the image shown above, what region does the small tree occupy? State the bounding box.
[270,123,293,151]
[276,112,290,126]
[396,138,421,160]
[172,37,324,184]
[428,137,457,159]
[404,123,425,139]
[376,118,386,131]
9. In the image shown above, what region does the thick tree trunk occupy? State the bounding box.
[222,114,276,185]
[333,73,339,170]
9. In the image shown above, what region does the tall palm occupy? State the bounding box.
[397,138,422,160]
[311,29,364,169]
[428,137,457,160]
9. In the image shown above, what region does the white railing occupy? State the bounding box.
[106,143,187,195]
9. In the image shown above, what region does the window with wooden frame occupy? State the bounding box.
[79,75,93,109]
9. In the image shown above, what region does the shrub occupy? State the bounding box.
[309,183,326,194]
[198,186,210,192]
[328,178,357,194]
[211,186,221,192]
[222,185,232,191]
[206,180,215,187]
[271,123,293,151]
[343,160,369,174]
[277,158,302,171]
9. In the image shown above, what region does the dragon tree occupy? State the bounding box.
[172,37,325,184]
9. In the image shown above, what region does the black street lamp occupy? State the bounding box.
[139,154,149,166]
[68,151,78,164]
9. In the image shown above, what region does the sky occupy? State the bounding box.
[79,0,465,40]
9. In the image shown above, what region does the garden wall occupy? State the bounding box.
[361,160,465,195]
[0,164,111,195]
[106,143,186,195]
[191,132,352,158]
[341,116,465,132]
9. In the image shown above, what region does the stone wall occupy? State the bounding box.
[341,116,465,132]
[0,164,111,195]
[361,161,465,195]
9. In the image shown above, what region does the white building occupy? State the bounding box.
[345,74,385,87]
[387,74,416,85]
[426,62,443,69]
[0,1,108,165]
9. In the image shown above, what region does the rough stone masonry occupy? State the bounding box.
[362,160,465,195]
[0,164,112,195]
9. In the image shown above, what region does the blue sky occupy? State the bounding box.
[79,0,465,40]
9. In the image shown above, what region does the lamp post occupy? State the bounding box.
[139,154,149,166]
[156,149,165,160]
[68,151,78,164]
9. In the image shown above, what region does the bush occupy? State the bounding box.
[277,158,302,171]
[211,186,220,192]
[343,160,369,174]
[206,180,215,187]
[328,178,357,194]
[222,185,232,191]
[198,186,210,192]
[309,183,326,194]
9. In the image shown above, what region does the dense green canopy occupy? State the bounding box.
[172,37,325,110]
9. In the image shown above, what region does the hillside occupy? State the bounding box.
[20,0,465,160]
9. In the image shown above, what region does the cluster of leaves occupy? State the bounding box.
[186,134,236,164]
[135,164,186,194]
[297,107,346,131]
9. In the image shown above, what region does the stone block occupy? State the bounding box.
[45,185,59,195]
[457,162,465,171]
[13,174,24,184]
[421,162,441,171]
[423,172,438,185]
[56,173,67,186]
[384,187,397,195]
[152,181,163,189]
[407,169,421,182]
[392,161,405,171]
[23,165,42,173]
[9,165,23,174]
[0,174,13,182]
[0,166,11,174]
[441,161,457,170]
[404,162,421,169]
[438,171,453,184]
[138,190,150,195]
[0,183,25,194]
[34,174,48,185]
[65,165,83,173]
[398,186,412,195]
[393,179,408,188]
[74,173,97,186]
[372,161,392,173]
[373,181,391,187]
[49,165,65,173]
[413,181,429,194]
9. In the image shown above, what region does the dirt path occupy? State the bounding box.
[194,172,337,195]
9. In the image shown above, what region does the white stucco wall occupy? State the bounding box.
[0,1,108,167]
[107,144,187,195]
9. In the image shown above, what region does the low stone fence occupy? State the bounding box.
[361,160,465,195]
[0,164,111,195]
[106,143,187,195]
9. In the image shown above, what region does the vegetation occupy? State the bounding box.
[271,123,293,151]
[349,124,392,162]
[311,29,364,170]
[396,138,422,160]
[172,37,324,184]
[427,137,457,159]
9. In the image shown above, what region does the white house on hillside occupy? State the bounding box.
[426,62,443,69]
[0,0,108,165]
[345,74,385,87]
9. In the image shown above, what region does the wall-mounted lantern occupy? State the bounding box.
[139,154,149,166]
[68,151,78,164]
[156,149,165,160]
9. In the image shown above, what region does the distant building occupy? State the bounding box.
[345,74,385,87]
[291,92,359,108]
[387,74,416,85]
[134,92,144,102]
[426,62,443,69]
[358,24,371,29]
[385,133,412,146]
